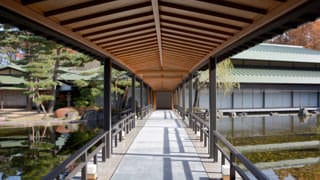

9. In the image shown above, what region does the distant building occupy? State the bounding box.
[195,43,320,110]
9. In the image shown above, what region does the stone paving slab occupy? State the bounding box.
[111,110,209,180]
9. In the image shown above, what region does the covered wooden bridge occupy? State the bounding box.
[1,0,320,179]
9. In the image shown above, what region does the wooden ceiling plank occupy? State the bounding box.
[161,11,242,31]
[162,36,213,50]
[163,50,203,59]
[84,20,154,39]
[21,0,44,5]
[162,34,216,49]
[95,29,155,45]
[164,54,198,62]
[107,38,157,51]
[151,0,163,68]
[161,20,229,40]
[161,14,237,34]
[60,1,151,25]
[163,40,211,53]
[113,46,158,56]
[109,41,157,53]
[44,0,114,17]
[196,0,268,15]
[162,44,207,56]
[159,1,253,24]
[162,28,221,46]
[101,33,156,47]
[161,32,217,48]
[124,55,158,61]
[114,46,158,56]
[162,47,204,57]
[161,25,224,44]
[136,69,188,74]
[162,37,214,51]
[75,13,153,33]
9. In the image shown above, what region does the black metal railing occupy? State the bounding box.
[141,104,153,119]
[174,105,268,180]
[43,113,136,180]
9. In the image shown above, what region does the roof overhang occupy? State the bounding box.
[1,0,319,90]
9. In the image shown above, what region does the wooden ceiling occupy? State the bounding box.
[0,0,319,90]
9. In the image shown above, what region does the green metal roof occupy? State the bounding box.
[233,68,320,84]
[232,43,320,63]
[0,63,26,72]
[0,75,25,85]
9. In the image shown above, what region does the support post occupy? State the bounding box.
[182,82,186,120]
[103,58,112,159]
[317,91,320,107]
[209,57,217,161]
[146,85,149,106]
[189,76,193,128]
[132,75,136,127]
[140,80,143,119]
[262,90,266,108]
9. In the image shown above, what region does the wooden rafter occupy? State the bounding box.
[101,33,156,47]
[60,1,151,25]
[151,0,163,68]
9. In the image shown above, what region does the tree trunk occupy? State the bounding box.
[48,48,61,113]
[193,77,200,109]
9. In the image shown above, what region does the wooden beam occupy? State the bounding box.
[162,28,221,46]
[60,1,151,25]
[161,11,242,31]
[196,0,268,15]
[112,45,158,56]
[136,69,189,74]
[151,0,164,68]
[85,21,154,40]
[100,33,156,47]
[109,41,157,54]
[162,46,206,57]
[161,20,229,40]
[75,14,153,33]
[159,1,253,24]
[162,41,210,54]
[44,0,114,17]
[94,28,155,44]
[115,47,158,57]
[162,44,207,56]
[119,52,158,60]
[21,0,44,5]
[163,50,203,59]
[107,38,157,51]
[162,36,213,50]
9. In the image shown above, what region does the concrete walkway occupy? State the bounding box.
[111,110,209,180]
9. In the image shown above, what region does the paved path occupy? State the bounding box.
[111,110,209,180]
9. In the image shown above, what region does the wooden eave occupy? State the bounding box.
[1,0,320,90]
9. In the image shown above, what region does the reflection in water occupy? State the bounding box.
[218,114,319,138]
[0,124,90,179]
[219,114,320,179]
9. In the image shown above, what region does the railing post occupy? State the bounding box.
[209,57,218,161]
[230,152,236,180]
[103,57,112,159]
[189,75,193,128]
[81,153,87,180]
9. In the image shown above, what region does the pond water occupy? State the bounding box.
[0,123,98,180]
[218,114,320,179]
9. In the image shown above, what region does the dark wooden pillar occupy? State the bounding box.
[182,82,186,120]
[209,57,217,161]
[189,76,193,127]
[132,75,136,122]
[103,57,112,159]
[140,80,143,119]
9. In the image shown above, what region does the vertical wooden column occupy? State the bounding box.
[146,85,149,106]
[209,57,217,161]
[188,76,193,127]
[103,57,112,159]
[140,80,143,119]
[132,75,136,126]
[182,82,186,120]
